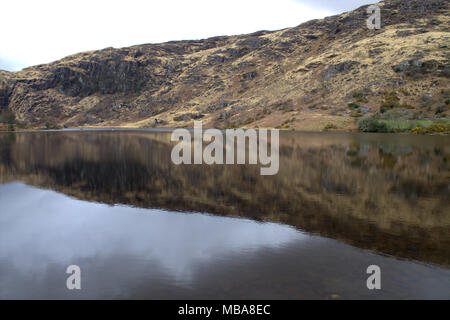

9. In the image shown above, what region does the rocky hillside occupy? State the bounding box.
[0,0,449,130]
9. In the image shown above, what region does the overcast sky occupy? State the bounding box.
[0,0,374,71]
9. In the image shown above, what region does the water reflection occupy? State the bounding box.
[0,182,303,281]
[1,182,449,299]
[0,130,449,299]
[1,131,449,266]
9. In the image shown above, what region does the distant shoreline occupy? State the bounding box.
[1,126,448,136]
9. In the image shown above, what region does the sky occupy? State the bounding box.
[0,0,374,71]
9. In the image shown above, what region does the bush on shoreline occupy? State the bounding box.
[0,110,16,124]
[44,122,61,130]
[358,118,388,132]
[411,123,450,134]
[358,117,450,134]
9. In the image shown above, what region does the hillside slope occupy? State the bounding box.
[0,0,449,130]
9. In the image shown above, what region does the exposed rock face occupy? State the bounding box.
[393,59,450,78]
[0,0,449,129]
[323,61,361,80]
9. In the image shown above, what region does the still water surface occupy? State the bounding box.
[0,130,449,299]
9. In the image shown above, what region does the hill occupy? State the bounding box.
[0,0,449,130]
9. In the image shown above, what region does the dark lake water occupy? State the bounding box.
[0,130,449,299]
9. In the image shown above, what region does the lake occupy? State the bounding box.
[0,130,449,299]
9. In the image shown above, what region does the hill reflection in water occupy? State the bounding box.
[1,182,450,299]
[0,130,449,268]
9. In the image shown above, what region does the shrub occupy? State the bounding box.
[435,106,445,114]
[358,118,376,132]
[412,123,450,134]
[358,118,388,133]
[352,91,367,102]
[352,92,364,99]
[369,120,388,132]
[323,123,337,130]
[348,102,360,109]
[381,91,400,109]
[0,110,16,124]
[358,118,370,132]
[44,122,60,130]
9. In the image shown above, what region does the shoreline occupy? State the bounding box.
[1,126,448,135]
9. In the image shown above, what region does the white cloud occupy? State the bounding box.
[294,0,374,13]
[0,0,332,71]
